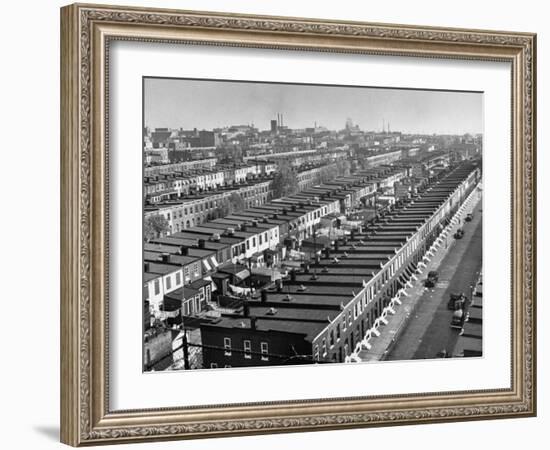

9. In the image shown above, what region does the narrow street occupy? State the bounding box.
[386,196,483,361]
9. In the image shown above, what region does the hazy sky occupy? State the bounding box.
[144,77,483,135]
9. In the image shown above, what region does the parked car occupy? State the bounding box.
[454,228,465,239]
[448,292,467,310]
[450,309,466,329]
[465,213,473,222]
[425,270,439,287]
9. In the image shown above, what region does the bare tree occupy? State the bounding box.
[144,214,170,241]
[272,162,299,197]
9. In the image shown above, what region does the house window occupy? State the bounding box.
[176,272,181,285]
[336,323,341,340]
[154,279,160,295]
[224,337,232,356]
[165,276,171,291]
[342,317,347,331]
[329,330,335,347]
[348,311,352,326]
[244,340,252,359]
[322,339,327,356]
[260,342,269,361]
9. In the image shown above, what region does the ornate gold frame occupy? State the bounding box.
[60,3,536,446]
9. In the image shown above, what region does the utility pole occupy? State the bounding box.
[181,302,191,370]
[180,285,190,370]
[182,327,190,370]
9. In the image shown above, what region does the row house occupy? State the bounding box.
[144,158,217,176]
[270,197,339,244]
[145,168,226,201]
[162,278,214,323]
[217,163,258,184]
[145,244,220,279]
[199,161,480,368]
[144,259,196,315]
[186,222,280,263]
[149,234,233,268]
[309,163,479,363]
[144,180,272,234]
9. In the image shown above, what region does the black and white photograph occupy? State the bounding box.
[142,78,483,372]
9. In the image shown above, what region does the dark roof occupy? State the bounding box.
[144,251,199,266]
[165,286,200,302]
[144,262,182,276]
[203,316,324,341]
[189,278,211,289]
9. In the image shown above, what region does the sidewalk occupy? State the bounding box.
[356,184,482,362]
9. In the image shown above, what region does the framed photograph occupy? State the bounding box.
[60,3,537,446]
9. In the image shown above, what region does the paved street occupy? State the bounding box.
[386,193,483,360]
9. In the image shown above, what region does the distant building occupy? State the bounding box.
[198,130,220,148]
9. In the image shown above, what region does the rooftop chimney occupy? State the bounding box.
[250,316,257,331]
[180,246,188,256]
[161,253,170,263]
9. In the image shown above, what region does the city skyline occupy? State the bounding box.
[144,77,483,135]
